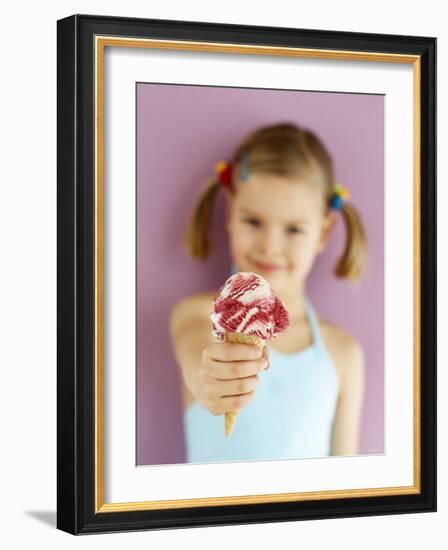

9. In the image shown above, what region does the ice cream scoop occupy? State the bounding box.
[210,271,290,436]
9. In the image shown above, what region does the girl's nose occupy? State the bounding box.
[259,228,283,257]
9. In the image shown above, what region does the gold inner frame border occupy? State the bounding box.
[94,35,421,513]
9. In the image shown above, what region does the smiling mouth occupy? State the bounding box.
[253,260,283,271]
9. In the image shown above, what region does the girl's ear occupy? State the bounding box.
[316,211,337,254]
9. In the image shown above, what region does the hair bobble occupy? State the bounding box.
[215,151,250,190]
[330,182,350,211]
[215,160,233,189]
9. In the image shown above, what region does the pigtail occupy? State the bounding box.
[334,202,368,283]
[182,176,221,260]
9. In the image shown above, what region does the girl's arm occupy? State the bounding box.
[169,295,216,407]
[330,339,366,456]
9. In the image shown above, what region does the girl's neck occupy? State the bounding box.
[269,282,311,354]
[275,282,307,323]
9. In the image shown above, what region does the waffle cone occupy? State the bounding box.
[223,332,265,437]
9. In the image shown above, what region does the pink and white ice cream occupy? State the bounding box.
[210,272,290,341]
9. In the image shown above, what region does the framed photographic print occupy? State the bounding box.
[57,14,436,535]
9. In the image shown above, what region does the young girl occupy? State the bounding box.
[170,122,367,464]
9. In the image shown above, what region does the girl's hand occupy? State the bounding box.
[197,342,270,415]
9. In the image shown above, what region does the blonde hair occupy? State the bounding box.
[183,122,368,282]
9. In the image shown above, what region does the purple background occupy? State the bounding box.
[136,83,384,465]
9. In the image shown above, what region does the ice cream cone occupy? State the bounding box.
[223,332,265,437]
[210,272,289,438]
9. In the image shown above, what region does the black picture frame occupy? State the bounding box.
[57,13,436,535]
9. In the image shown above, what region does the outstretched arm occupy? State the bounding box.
[330,339,366,456]
[169,296,215,410]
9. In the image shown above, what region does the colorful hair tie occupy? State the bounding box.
[215,151,251,190]
[329,182,350,210]
[215,160,233,189]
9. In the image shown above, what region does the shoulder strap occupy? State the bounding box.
[305,297,323,349]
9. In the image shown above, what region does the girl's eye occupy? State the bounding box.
[244,218,261,227]
[244,219,303,234]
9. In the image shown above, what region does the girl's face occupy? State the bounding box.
[225,173,336,292]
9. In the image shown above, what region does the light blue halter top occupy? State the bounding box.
[183,296,340,464]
